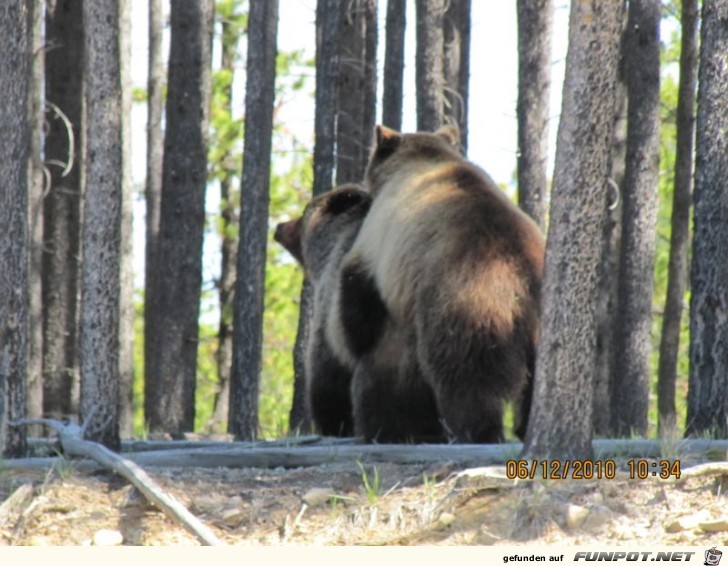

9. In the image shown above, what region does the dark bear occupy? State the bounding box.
[340,125,545,443]
[275,185,443,442]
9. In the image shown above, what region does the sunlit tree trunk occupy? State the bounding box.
[522,0,624,460]
[230,0,280,440]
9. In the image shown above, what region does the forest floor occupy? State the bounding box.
[1,447,728,547]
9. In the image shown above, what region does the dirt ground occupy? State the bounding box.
[2,450,727,547]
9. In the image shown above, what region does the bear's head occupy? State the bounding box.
[365,124,462,196]
[274,185,371,281]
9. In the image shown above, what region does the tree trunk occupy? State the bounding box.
[43,0,83,423]
[382,0,406,131]
[516,0,553,229]
[657,0,698,438]
[610,0,661,438]
[118,0,135,439]
[143,0,165,435]
[230,0,279,440]
[27,0,45,436]
[686,0,728,438]
[289,0,342,434]
[415,0,445,131]
[522,0,624,460]
[336,0,377,185]
[211,11,242,433]
[0,0,31,458]
[80,0,123,450]
[443,0,471,152]
[147,0,213,437]
[593,61,627,437]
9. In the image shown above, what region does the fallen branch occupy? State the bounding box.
[0,483,34,529]
[10,419,223,546]
[5,437,727,471]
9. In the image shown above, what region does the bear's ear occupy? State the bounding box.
[274,218,303,264]
[324,186,370,216]
[434,124,460,148]
[375,125,402,152]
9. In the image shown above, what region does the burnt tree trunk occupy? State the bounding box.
[522,0,624,460]
[43,0,83,423]
[657,0,698,438]
[143,0,165,434]
[230,0,279,440]
[415,0,445,131]
[686,0,728,438]
[336,0,377,184]
[610,0,661,438]
[80,0,123,450]
[516,0,553,229]
[443,0,470,152]
[0,0,31,457]
[146,0,213,436]
[289,0,342,434]
[382,0,406,131]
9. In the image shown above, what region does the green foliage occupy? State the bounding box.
[357,462,382,506]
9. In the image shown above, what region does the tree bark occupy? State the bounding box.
[516,0,553,229]
[143,0,165,435]
[686,0,728,438]
[382,0,406,131]
[230,0,279,440]
[336,0,377,185]
[657,0,698,438]
[522,0,624,460]
[443,0,471,152]
[289,0,342,434]
[118,0,135,439]
[593,62,627,437]
[147,0,213,436]
[80,0,123,450]
[27,0,45,435]
[0,0,31,458]
[43,0,83,423]
[415,0,445,131]
[610,0,661,438]
[211,12,241,433]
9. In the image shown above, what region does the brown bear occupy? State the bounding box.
[275,185,443,442]
[274,185,371,436]
[340,125,545,443]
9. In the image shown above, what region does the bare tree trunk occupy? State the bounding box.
[147,0,213,436]
[610,0,661,438]
[230,0,279,440]
[80,0,123,450]
[657,0,698,438]
[27,0,45,435]
[522,0,624,460]
[686,0,728,438]
[0,0,31,458]
[593,64,627,437]
[516,0,553,229]
[382,0,406,131]
[43,0,83,422]
[143,0,165,435]
[443,0,470,152]
[289,0,342,434]
[211,11,242,432]
[118,0,135,438]
[336,0,377,185]
[415,0,445,131]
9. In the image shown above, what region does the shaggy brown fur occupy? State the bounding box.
[341,126,545,443]
[274,186,372,436]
